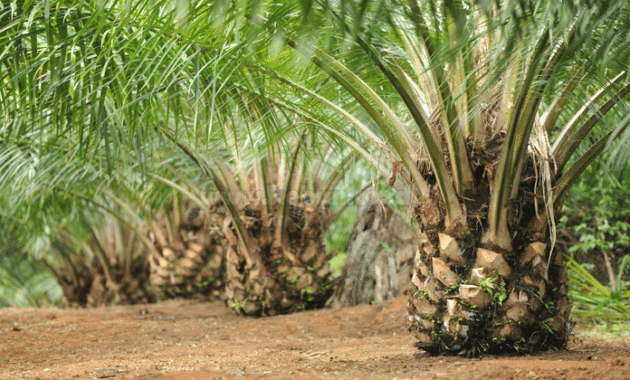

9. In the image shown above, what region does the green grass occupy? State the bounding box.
[576,321,630,340]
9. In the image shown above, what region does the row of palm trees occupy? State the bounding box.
[2,0,630,355]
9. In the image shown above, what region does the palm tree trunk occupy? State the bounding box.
[148,203,227,300]
[223,200,336,316]
[408,138,572,356]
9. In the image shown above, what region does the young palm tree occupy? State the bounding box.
[0,0,234,305]
[163,127,365,315]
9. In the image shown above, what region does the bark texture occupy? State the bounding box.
[223,201,336,316]
[331,189,416,307]
[149,205,226,300]
[407,137,572,356]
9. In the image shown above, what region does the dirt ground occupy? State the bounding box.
[1,297,629,380]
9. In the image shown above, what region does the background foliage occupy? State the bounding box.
[559,157,630,322]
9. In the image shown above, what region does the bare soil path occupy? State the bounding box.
[1,297,629,380]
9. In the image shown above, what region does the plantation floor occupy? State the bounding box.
[1,297,629,380]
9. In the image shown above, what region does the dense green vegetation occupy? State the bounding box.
[0,242,62,307]
[561,160,630,322]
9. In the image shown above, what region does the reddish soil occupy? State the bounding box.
[1,297,629,380]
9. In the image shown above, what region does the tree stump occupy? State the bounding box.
[331,189,416,307]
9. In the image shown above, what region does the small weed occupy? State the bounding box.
[231,301,241,311]
[445,283,459,293]
[196,278,213,289]
[513,337,525,351]
[480,277,507,305]
[540,318,555,334]
[544,301,555,313]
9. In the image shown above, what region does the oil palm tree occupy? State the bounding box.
[192,0,630,354]
[0,0,359,313]
[50,209,154,307]
[3,0,630,355]
[161,124,367,315]
[0,0,234,305]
